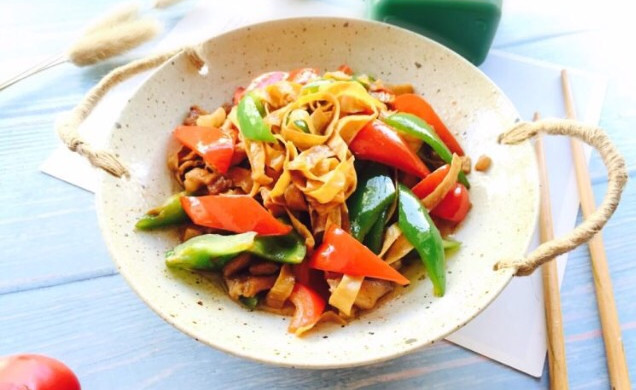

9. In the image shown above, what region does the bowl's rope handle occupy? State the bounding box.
[55,46,204,178]
[495,119,628,276]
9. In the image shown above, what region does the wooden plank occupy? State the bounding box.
[0,0,634,388]
[0,275,552,389]
[0,126,116,293]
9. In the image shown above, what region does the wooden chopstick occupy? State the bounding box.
[535,112,569,389]
[561,70,631,389]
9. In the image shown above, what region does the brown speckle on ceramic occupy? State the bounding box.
[95,17,538,369]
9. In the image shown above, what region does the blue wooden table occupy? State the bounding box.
[1,1,634,388]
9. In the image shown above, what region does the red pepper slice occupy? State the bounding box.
[287,68,320,84]
[288,283,326,335]
[349,120,430,178]
[180,195,292,236]
[393,94,465,156]
[173,126,234,174]
[411,165,471,223]
[232,86,246,106]
[292,260,330,301]
[338,64,354,75]
[309,225,410,285]
[432,184,470,223]
[411,164,450,199]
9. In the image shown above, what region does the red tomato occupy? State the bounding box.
[0,354,81,390]
[431,184,471,223]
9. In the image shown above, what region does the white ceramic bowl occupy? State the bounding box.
[96,17,539,368]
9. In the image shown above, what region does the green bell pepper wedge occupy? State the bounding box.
[363,204,391,254]
[293,119,310,133]
[347,163,396,242]
[165,225,306,271]
[237,93,276,142]
[405,238,461,259]
[397,184,446,297]
[352,73,375,89]
[301,79,334,93]
[249,229,306,264]
[135,192,189,230]
[239,296,259,309]
[384,113,470,188]
[443,238,461,251]
[165,232,257,271]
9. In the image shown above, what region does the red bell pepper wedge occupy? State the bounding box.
[432,184,470,223]
[393,94,465,156]
[411,164,450,199]
[180,195,292,236]
[292,260,331,301]
[338,64,354,75]
[411,164,471,223]
[173,125,234,174]
[288,283,326,335]
[349,120,430,178]
[287,68,320,84]
[232,86,246,106]
[309,225,410,285]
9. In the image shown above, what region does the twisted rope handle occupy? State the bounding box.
[56,46,205,177]
[494,119,628,276]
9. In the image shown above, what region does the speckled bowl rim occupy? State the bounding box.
[96,16,538,369]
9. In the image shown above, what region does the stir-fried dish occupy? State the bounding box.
[136,66,478,336]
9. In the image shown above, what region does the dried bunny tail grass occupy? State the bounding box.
[154,0,186,8]
[68,18,162,66]
[82,2,140,36]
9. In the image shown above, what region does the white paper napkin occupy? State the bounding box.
[448,50,604,376]
[40,0,606,377]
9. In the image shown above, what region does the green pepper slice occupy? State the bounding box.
[363,204,391,254]
[443,238,461,251]
[347,162,396,242]
[135,192,189,230]
[293,119,310,133]
[352,73,375,89]
[384,113,470,188]
[237,93,276,142]
[165,232,257,271]
[397,184,446,297]
[301,79,333,93]
[249,229,306,264]
[165,226,305,271]
[239,296,259,309]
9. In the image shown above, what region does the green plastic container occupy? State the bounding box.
[369,0,502,65]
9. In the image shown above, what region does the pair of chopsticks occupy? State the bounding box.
[539,71,630,388]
